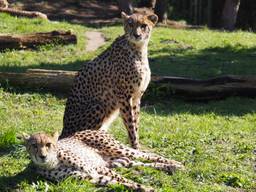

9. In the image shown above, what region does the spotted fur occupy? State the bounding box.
[23,131,184,191]
[62,12,158,149]
[0,0,8,8]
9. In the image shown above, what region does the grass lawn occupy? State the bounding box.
[0,13,256,191]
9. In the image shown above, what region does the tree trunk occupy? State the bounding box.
[155,0,168,24]
[0,31,77,51]
[1,69,256,101]
[221,0,241,31]
[117,0,133,15]
[139,0,156,8]
[207,0,213,27]
[0,69,76,93]
[149,75,256,101]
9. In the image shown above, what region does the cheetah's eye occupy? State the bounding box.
[141,24,147,30]
[46,143,52,148]
[127,18,133,26]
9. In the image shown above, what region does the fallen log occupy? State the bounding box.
[0,69,76,93]
[1,69,256,101]
[150,75,256,100]
[0,8,48,19]
[0,31,77,51]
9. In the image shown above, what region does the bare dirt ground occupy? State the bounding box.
[85,31,105,51]
[9,0,120,25]
[7,0,197,29]
[7,0,111,52]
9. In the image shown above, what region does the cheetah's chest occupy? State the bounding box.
[132,54,151,98]
[58,139,108,168]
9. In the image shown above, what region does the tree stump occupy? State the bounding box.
[221,0,241,31]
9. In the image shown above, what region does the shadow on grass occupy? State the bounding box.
[0,145,18,157]
[12,0,121,27]
[1,38,256,77]
[142,97,256,117]
[149,44,256,78]
[0,164,38,191]
[1,42,256,76]
[0,59,89,73]
[1,86,68,100]
[1,44,256,117]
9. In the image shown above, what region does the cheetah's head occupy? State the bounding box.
[122,12,158,46]
[22,131,59,169]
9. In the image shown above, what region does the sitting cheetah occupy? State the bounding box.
[62,12,158,149]
[22,130,184,191]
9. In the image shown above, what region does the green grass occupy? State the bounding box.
[102,26,256,78]
[0,13,256,191]
[1,13,256,78]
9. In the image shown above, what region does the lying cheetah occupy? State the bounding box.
[22,130,184,191]
[0,0,8,8]
[62,12,158,149]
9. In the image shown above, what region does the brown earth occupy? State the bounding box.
[7,0,198,28]
[8,0,121,25]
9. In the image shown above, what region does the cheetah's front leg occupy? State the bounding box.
[96,166,154,192]
[37,166,126,189]
[37,166,93,182]
[120,97,140,149]
[132,95,141,136]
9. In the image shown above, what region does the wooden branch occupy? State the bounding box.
[1,69,256,101]
[0,31,77,51]
[0,8,48,19]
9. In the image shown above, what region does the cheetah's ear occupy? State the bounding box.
[17,132,30,143]
[51,131,59,142]
[147,14,158,25]
[121,11,129,20]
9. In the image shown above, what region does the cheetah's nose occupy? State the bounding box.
[40,155,46,160]
[134,34,141,39]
